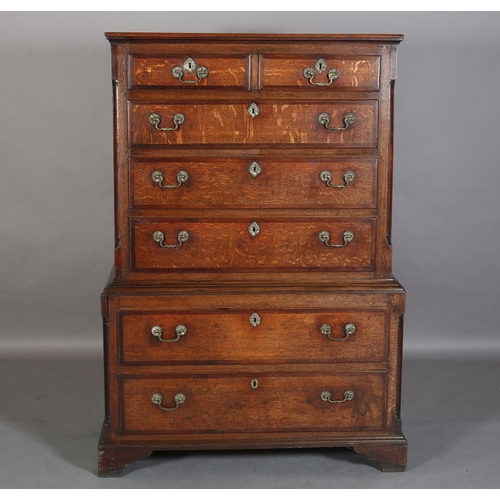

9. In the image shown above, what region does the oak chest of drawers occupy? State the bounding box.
[98,33,407,477]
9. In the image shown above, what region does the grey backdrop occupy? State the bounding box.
[1,11,500,489]
[1,11,499,355]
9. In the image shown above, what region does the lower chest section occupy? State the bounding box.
[104,289,403,440]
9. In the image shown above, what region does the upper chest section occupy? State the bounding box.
[106,34,401,94]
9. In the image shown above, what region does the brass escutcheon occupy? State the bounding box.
[249,312,261,327]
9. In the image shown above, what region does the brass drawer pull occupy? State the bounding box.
[151,392,186,412]
[320,170,355,188]
[319,230,354,248]
[149,112,185,132]
[152,170,189,188]
[303,58,339,87]
[151,325,187,343]
[321,390,355,404]
[153,230,189,248]
[318,112,355,131]
[320,322,356,341]
[172,57,208,84]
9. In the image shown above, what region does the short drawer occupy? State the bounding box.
[120,371,387,434]
[131,157,377,209]
[129,54,250,89]
[260,54,380,91]
[128,101,378,148]
[131,217,375,272]
[120,308,389,365]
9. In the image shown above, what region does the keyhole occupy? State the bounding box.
[248,222,260,237]
[183,58,197,73]
[250,379,259,390]
[249,312,261,327]
[315,58,327,73]
[249,161,262,178]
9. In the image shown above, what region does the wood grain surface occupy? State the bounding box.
[131,217,375,271]
[120,371,387,433]
[129,55,250,89]
[130,156,377,209]
[119,308,389,365]
[260,55,380,91]
[128,101,378,147]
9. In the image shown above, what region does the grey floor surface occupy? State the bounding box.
[0,350,499,488]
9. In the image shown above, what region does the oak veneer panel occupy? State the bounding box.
[131,218,375,271]
[260,55,380,91]
[130,157,377,209]
[119,308,389,365]
[120,371,387,434]
[128,101,378,147]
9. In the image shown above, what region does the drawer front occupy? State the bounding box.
[120,308,388,365]
[129,54,250,89]
[260,55,380,91]
[121,371,387,433]
[131,218,375,271]
[128,101,378,147]
[131,157,377,209]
